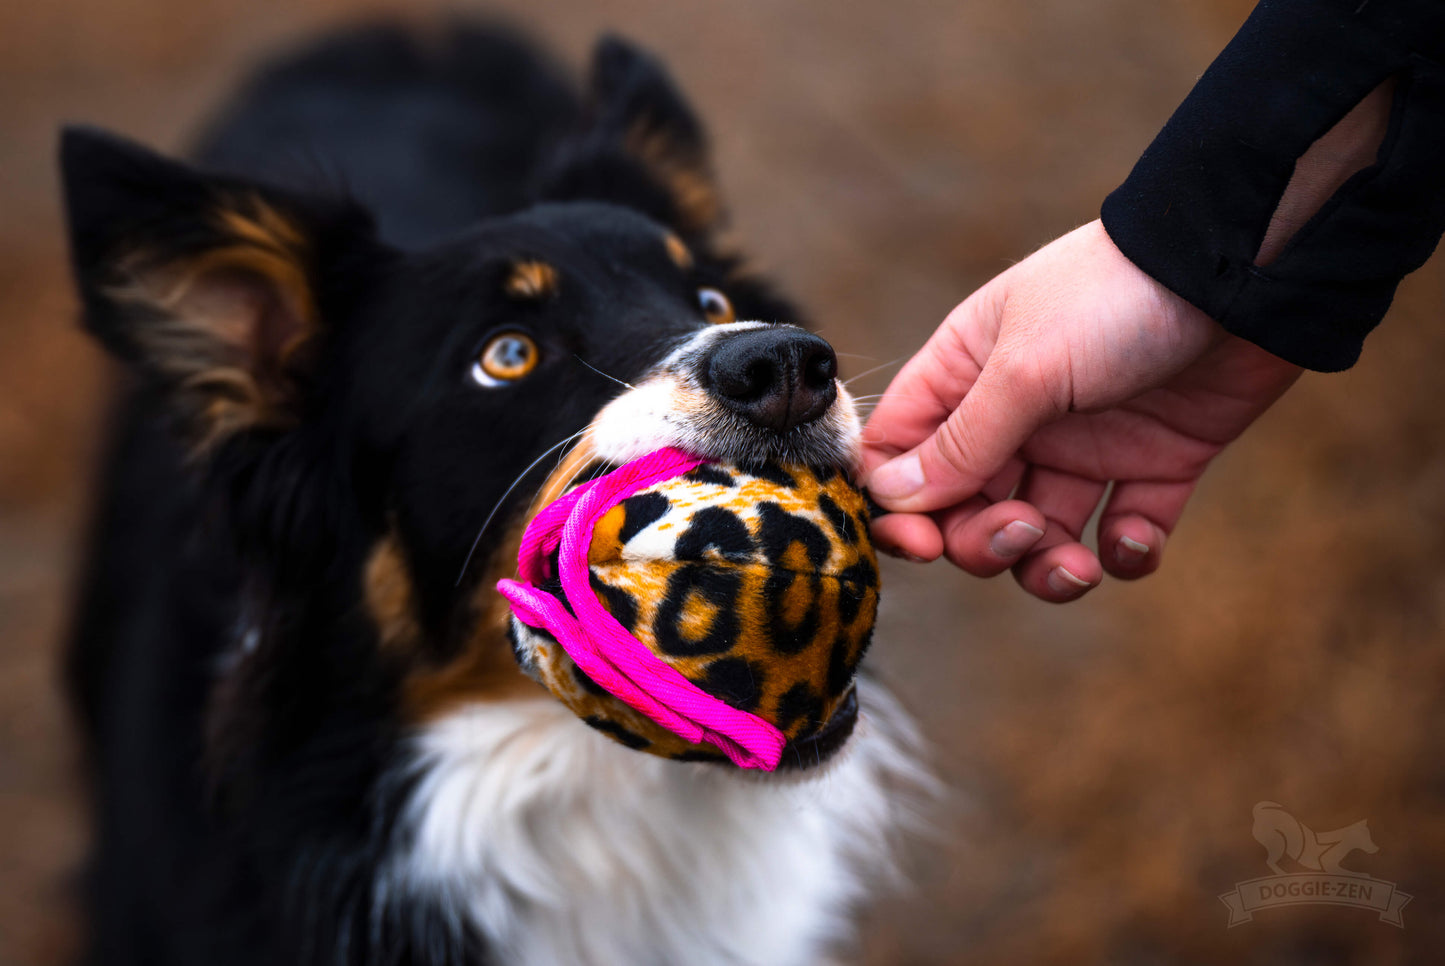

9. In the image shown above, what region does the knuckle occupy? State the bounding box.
[942,528,1005,579]
[949,550,1009,579]
[932,414,981,479]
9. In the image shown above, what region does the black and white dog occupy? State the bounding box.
[62,24,925,965]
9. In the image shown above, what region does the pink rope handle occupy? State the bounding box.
[497,447,786,770]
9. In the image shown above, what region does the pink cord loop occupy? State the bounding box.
[497,447,787,770]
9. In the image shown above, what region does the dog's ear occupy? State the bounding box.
[538,37,722,238]
[60,126,378,453]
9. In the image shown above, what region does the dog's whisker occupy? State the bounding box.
[842,355,908,388]
[561,449,606,491]
[848,391,937,406]
[454,429,589,586]
[850,392,939,419]
[574,354,635,391]
[550,427,593,475]
[520,439,604,523]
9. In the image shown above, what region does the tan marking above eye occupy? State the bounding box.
[663,233,694,271]
[697,287,735,325]
[504,260,559,300]
[474,332,539,386]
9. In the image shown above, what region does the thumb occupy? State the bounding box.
[865,351,1055,514]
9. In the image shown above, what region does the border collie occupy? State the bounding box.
[61,23,926,966]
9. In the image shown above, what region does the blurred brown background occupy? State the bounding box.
[3,0,1443,963]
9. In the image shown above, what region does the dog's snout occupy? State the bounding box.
[705,328,838,433]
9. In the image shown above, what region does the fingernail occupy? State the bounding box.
[866,453,924,501]
[1115,535,1150,563]
[881,545,929,563]
[1047,566,1093,596]
[990,520,1044,559]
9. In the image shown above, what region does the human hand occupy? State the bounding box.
[858,219,1302,602]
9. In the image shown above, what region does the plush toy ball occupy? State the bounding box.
[498,448,879,770]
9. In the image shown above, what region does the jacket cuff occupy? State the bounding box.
[1102,0,1445,372]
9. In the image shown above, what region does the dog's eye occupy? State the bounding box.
[697,288,736,325]
[472,332,539,387]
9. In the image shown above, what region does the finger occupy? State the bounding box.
[861,458,1023,571]
[1015,465,1108,547]
[869,512,945,563]
[866,352,1056,514]
[1099,515,1167,578]
[980,456,1028,503]
[1009,466,1107,602]
[1012,539,1104,603]
[936,498,1047,577]
[858,298,990,472]
[1097,478,1197,579]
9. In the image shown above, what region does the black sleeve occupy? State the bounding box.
[1100,0,1445,372]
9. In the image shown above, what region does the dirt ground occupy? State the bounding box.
[4,0,1444,963]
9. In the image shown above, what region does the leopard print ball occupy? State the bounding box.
[509,462,879,763]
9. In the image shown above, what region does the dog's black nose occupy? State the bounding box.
[704,327,838,433]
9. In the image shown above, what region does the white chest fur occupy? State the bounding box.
[393,679,924,966]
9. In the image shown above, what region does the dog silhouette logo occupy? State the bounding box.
[1220,803,1410,927]
[1251,801,1377,877]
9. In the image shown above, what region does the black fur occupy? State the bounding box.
[62,23,806,966]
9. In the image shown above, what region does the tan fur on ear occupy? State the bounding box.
[106,196,318,451]
[626,123,721,235]
[214,202,318,338]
